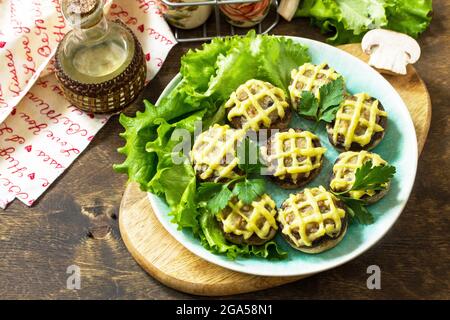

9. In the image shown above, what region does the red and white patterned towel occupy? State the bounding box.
[0,0,176,208]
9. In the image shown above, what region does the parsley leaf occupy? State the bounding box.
[340,197,374,225]
[206,185,233,214]
[320,105,340,122]
[319,77,345,111]
[237,137,264,175]
[351,161,396,192]
[233,179,266,205]
[197,137,269,215]
[298,77,345,123]
[299,91,319,118]
[197,181,233,214]
[332,161,395,225]
[197,182,224,202]
[198,178,266,214]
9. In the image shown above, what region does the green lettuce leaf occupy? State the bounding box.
[322,20,367,44]
[295,0,432,44]
[206,31,310,98]
[114,90,206,190]
[337,0,386,35]
[181,36,239,92]
[152,162,198,232]
[385,0,433,37]
[256,35,311,92]
[114,106,158,190]
[296,0,340,19]
[205,35,258,100]
[145,112,205,232]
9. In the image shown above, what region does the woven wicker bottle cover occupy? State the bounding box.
[55,0,147,113]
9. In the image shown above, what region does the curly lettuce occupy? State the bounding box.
[199,209,288,260]
[385,0,433,37]
[115,31,310,259]
[295,0,432,44]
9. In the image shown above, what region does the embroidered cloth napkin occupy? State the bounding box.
[0,0,176,208]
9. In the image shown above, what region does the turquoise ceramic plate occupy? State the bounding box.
[148,37,418,277]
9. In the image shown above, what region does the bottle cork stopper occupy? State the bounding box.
[64,0,99,17]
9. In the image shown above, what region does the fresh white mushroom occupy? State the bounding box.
[361,29,421,75]
[278,0,300,21]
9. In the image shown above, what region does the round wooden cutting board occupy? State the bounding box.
[119,44,431,296]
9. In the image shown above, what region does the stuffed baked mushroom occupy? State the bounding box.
[217,194,278,245]
[289,62,341,109]
[191,124,244,182]
[326,93,387,151]
[225,79,291,132]
[278,186,348,253]
[263,128,327,189]
[330,151,391,204]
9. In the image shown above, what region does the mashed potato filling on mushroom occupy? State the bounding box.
[289,62,340,108]
[330,151,388,200]
[191,124,245,182]
[217,194,278,241]
[278,186,346,247]
[330,93,387,150]
[265,128,327,184]
[225,79,290,131]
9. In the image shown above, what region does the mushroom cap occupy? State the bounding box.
[362,29,421,63]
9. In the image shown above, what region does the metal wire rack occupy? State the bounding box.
[161,0,279,42]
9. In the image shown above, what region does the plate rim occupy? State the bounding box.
[147,36,418,277]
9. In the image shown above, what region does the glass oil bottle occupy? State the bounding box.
[55,0,146,113]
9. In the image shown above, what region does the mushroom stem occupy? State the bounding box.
[368,46,410,75]
[278,0,300,22]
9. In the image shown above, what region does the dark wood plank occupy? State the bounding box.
[0,1,449,299]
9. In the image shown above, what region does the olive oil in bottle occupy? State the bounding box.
[55,0,146,113]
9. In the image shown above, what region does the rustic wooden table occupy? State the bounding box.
[1,2,449,300]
